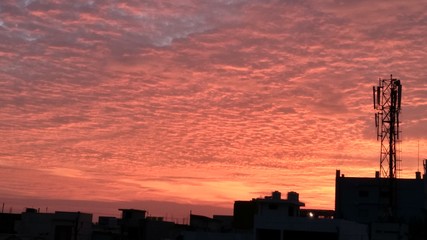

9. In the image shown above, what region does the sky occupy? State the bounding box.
[1,0,427,219]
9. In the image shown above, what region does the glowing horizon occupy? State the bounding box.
[1,0,427,218]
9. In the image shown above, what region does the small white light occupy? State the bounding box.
[308,212,314,218]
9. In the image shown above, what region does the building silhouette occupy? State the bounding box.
[335,167,427,240]
[1,178,426,240]
[234,191,368,240]
[0,208,93,240]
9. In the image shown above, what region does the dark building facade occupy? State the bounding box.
[335,170,427,223]
[335,169,427,240]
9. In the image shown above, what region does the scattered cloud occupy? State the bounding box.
[1,0,427,214]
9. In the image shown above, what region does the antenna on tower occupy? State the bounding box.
[373,75,402,179]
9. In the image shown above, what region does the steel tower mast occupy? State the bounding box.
[373,75,402,221]
[373,75,402,179]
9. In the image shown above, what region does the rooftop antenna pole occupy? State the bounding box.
[418,140,420,172]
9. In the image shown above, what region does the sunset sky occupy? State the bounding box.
[1,0,427,219]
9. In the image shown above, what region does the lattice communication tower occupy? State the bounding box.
[373,75,402,179]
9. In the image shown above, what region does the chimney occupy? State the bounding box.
[336,170,340,179]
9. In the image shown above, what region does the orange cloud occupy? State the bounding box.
[0,0,426,217]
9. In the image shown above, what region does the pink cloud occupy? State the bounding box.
[0,0,426,216]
